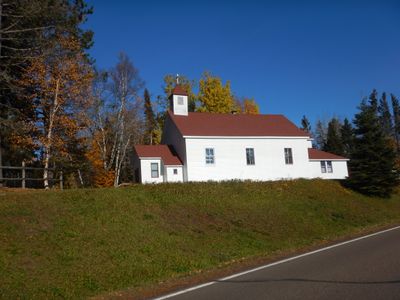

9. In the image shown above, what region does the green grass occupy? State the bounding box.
[1,179,400,299]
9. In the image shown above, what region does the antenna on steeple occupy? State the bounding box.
[176,74,180,85]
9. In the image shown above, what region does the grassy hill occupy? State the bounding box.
[1,180,400,299]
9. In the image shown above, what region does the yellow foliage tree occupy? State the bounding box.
[197,72,235,113]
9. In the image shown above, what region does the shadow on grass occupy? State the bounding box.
[338,179,394,199]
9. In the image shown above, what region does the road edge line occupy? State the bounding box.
[152,225,400,300]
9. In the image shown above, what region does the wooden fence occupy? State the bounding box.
[0,162,63,189]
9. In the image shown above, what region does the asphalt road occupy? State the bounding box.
[155,226,400,300]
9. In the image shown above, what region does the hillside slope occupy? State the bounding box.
[1,180,400,298]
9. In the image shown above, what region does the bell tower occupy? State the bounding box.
[169,74,188,116]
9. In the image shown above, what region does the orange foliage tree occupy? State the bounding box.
[234,97,260,114]
[242,98,260,114]
[19,36,93,189]
[86,134,115,187]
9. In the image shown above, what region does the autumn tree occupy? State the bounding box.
[19,36,93,189]
[1,0,93,186]
[197,72,235,113]
[238,97,260,114]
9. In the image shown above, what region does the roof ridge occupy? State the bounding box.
[185,111,286,117]
[168,111,309,137]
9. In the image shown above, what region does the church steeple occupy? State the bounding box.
[169,75,188,116]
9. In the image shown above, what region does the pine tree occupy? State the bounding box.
[378,92,393,137]
[325,118,344,155]
[348,91,399,197]
[301,115,311,133]
[314,120,327,150]
[391,94,400,152]
[340,118,354,157]
[143,89,157,145]
[369,89,379,111]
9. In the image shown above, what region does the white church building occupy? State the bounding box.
[133,85,349,183]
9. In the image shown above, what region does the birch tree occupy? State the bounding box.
[88,53,144,187]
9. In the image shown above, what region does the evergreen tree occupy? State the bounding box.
[143,88,157,145]
[314,120,327,150]
[348,92,399,197]
[340,118,354,157]
[369,89,379,111]
[378,92,393,137]
[324,118,344,155]
[391,94,400,152]
[301,115,311,133]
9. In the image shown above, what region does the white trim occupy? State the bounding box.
[309,158,350,161]
[153,225,400,300]
[164,164,183,167]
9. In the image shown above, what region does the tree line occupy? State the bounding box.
[0,0,260,188]
[301,90,400,197]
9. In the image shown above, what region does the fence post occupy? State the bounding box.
[21,161,26,189]
[59,171,63,190]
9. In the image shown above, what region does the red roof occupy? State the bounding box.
[171,85,187,96]
[167,111,309,137]
[134,145,183,165]
[308,148,348,160]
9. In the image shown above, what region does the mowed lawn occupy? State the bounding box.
[1,180,400,299]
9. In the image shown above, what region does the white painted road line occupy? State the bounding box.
[152,225,400,300]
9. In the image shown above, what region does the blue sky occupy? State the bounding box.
[85,0,400,127]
